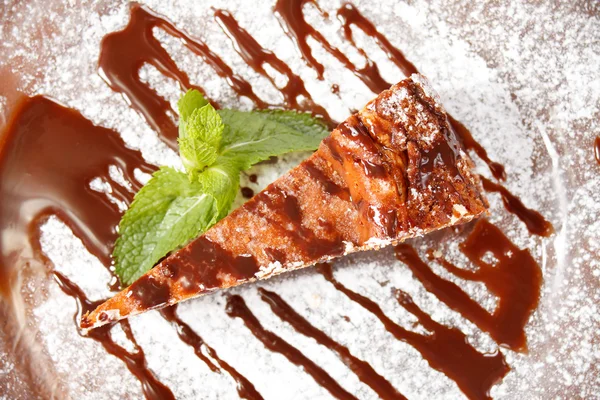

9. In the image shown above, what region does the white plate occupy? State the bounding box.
[1,0,599,399]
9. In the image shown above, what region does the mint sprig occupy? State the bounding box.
[113,90,328,285]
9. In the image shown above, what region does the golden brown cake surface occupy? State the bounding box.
[81,74,488,330]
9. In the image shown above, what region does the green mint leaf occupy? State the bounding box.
[178,89,209,122]
[217,109,328,169]
[197,158,241,219]
[114,166,218,285]
[179,103,223,174]
[114,93,331,284]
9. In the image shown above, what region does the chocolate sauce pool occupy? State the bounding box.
[0,96,154,296]
[0,2,553,399]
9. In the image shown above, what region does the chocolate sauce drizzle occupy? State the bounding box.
[258,288,406,400]
[0,96,154,295]
[226,295,358,400]
[274,0,389,93]
[395,219,542,352]
[336,3,418,78]
[99,3,265,148]
[480,176,553,236]
[53,271,175,400]
[160,305,264,400]
[317,263,509,400]
[214,9,334,127]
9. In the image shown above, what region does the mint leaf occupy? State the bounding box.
[178,89,209,122]
[114,167,218,285]
[218,109,328,169]
[255,109,330,137]
[114,90,331,284]
[179,103,224,174]
[197,158,241,219]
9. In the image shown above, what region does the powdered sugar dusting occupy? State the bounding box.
[1,0,599,398]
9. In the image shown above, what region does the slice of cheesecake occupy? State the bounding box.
[81,74,488,330]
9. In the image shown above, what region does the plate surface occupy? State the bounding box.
[1,0,599,399]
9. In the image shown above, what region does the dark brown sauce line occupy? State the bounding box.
[316,263,509,400]
[99,3,266,149]
[274,0,389,94]
[160,305,264,400]
[226,295,358,400]
[52,271,176,400]
[336,3,418,78]
[594,136,600,166]
[302,160,351,201]
[480,176,553,236]
[258,288,407,400]
[396,219,542,352]
[214,9,335,127]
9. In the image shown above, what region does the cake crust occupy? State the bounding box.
[81,74,488,331]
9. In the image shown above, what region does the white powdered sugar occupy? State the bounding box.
[1,0,599,399]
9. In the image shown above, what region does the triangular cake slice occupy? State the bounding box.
[82,74,488,330]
